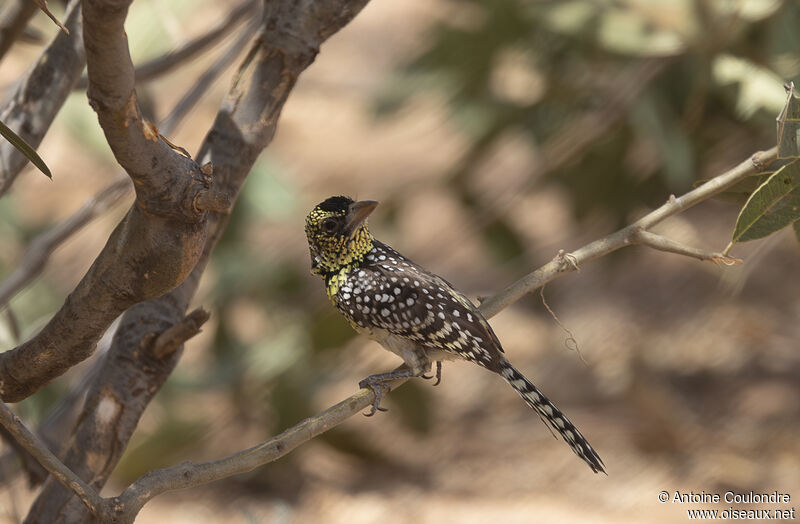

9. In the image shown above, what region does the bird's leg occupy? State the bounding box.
[358,367,421,416]
[421,361,443,386]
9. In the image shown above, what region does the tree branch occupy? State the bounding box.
[31,0,69,35]
[629,229,741,265]
[0,403,103,518]
[479,146,777,318]
[150,307,210,359]
[0,0,84,196]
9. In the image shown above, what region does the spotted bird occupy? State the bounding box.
[305,196,605,473]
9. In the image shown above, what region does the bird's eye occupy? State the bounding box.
[322,218,338,233]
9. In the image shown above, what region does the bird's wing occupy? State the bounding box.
[344,247,505,370]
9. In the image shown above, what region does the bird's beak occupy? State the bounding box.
[345,200,378,237]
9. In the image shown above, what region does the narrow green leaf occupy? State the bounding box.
[0,119,52,179]
[776,83,800,159]
[731,159,800,244]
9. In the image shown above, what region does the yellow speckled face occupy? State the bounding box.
[305,196,376,278]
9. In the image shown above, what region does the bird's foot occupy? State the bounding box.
[421,361,443,386]
[358,368,417,416]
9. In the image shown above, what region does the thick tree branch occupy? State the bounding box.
[0,0,84,196]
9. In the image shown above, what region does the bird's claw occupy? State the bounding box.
[359,376,390,416]
[421,361,443,386]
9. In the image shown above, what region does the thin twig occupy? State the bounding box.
[630,229,742,265]
[32,0,68,34]
[479,146,777,318]
[0,403,102,517]
[539,286,585,365]
[151,308,210,359]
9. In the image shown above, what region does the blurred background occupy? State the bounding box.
[1,0,799,522]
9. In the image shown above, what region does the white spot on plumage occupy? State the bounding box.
[453,310,460,317]
[406,298,414,306]
[381,308,390,317]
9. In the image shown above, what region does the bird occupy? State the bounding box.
[304,195,605,474]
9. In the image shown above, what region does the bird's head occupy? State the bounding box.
[305,196,378,275]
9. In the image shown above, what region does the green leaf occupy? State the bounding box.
[0,119,51,179]
[731,159,800,244]
[776,83,800,159]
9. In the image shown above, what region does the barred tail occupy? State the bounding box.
[499,362,606,474]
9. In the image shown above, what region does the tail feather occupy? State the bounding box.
[499,363,606,474]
